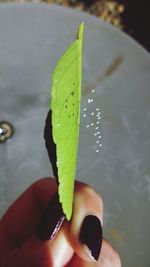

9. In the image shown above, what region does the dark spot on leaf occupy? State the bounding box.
[71,91,74,96]
[65,105,67,108]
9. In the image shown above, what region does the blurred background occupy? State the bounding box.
[0,0,149,52]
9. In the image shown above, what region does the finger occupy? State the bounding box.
[99,239,121,267]
[0,177,57,256]
[69,239,121,267]
[68,181,103,263]
[1,223,74,267]
[0,184,74,267]
[69,254,98,267]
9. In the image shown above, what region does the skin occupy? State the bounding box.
[0,177,121,267]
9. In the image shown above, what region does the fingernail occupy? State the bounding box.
[37,193,65,241]
[79,215,102,261]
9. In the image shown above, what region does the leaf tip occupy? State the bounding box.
[78,22,84,43]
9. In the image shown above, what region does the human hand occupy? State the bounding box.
[0,177,121,266]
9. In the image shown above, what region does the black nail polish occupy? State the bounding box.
[37,193,65,241]
[79,215,102,261]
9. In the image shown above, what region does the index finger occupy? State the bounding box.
[0,177,57,256]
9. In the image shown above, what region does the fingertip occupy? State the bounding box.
[69,182,103,262]
[100,239,122,267]
[36,192,65,241]
[74,181,103,223]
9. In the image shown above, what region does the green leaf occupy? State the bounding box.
[51,23,84,220]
